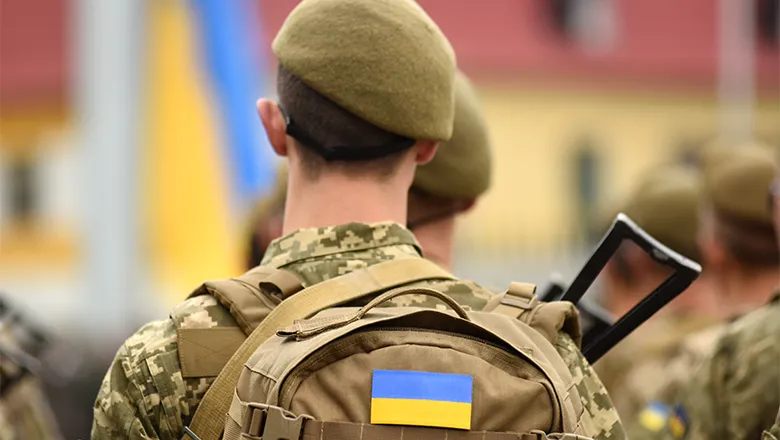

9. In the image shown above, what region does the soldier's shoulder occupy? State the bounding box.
[117,315,179,369]
[118,294,237,367]
[728,298,780,340]
[170,293,237,329]
[676,322,724,360]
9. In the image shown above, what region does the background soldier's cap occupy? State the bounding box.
[272,0,457,142]
[620,166,703,260]
[412,71,492,200]
[699,139,776,180]
[704,144,778,225]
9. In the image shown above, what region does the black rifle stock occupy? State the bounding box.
[559,213,702,363]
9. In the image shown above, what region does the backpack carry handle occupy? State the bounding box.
[560,213,702,363]
[358,286,472,320]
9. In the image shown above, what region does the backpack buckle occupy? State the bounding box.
[242,403,312,440]
[500,282,539,310]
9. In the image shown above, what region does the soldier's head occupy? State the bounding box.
[603,166,711,317]
[245,164,288,269]
[697,143,779,313]
[255,0,456,231]
[406,72,492,270]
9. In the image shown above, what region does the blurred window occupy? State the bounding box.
[757,0,779,46]
[8,159,37,222]
[550,0,618,52]
[573,137,602,243]
[0,145,77,268]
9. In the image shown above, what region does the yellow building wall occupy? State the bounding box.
[460,84,780,257]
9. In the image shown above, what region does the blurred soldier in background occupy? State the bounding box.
[696,143,780,317]
[406,71,492,271]
[629,143,780,440]
[595,165,719,420]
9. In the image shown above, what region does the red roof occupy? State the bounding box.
[1,1,776,106]
[0,0,69,108]
[259,0,779,92]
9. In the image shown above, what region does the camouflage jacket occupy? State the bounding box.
[630,293,780,440]
[91,222,625,440]
[596,314,720,422]
[0,336,63,440]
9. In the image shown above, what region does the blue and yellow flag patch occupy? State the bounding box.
[370,370,473,430]
[638,401,688,439]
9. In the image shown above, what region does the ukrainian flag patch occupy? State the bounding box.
[638,401,671,432]
[370,370,473,430]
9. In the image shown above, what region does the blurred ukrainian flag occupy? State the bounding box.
[144,0,274,306]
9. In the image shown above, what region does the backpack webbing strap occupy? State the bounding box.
[183,258,455,440]
[490,282,539,318]
[224,402,585,440]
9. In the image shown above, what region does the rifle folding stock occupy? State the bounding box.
[556,213,702,363]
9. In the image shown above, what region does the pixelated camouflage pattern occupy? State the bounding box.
[596,314,720,422]
[629,294,780,440]
[92,222,625,440]
[556,333,624,440]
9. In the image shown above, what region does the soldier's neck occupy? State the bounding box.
[283,176,409,233]
[721,268,779,317]
[411,216,456,271]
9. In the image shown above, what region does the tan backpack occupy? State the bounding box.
[181,259,592,440]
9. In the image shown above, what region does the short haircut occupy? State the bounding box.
[406,187,469,229]
[714,212,779,269]
[277,65,412,180]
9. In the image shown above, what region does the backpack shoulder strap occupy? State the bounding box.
[487,281,583,347]
[186,264,305,334]
[182,257,455,440]
[173,264,306,378]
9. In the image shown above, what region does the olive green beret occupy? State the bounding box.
[412,72,492,200]
[704,144,778,225]
[272,0,457,141]
[700,139,775,178]
[621,166,703,260]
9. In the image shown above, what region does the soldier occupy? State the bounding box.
[242,71,490,275]
[92,1,625,439]
[696,143,780,316]
[406,71,492,271]
[628,143,780,440]
[245,72,491,273]
[594,166,720,421]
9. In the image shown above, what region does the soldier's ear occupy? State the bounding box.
[459,199,477,213]
[414,141,439,165]
[257,99,288,157]
[698,232,726,270]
